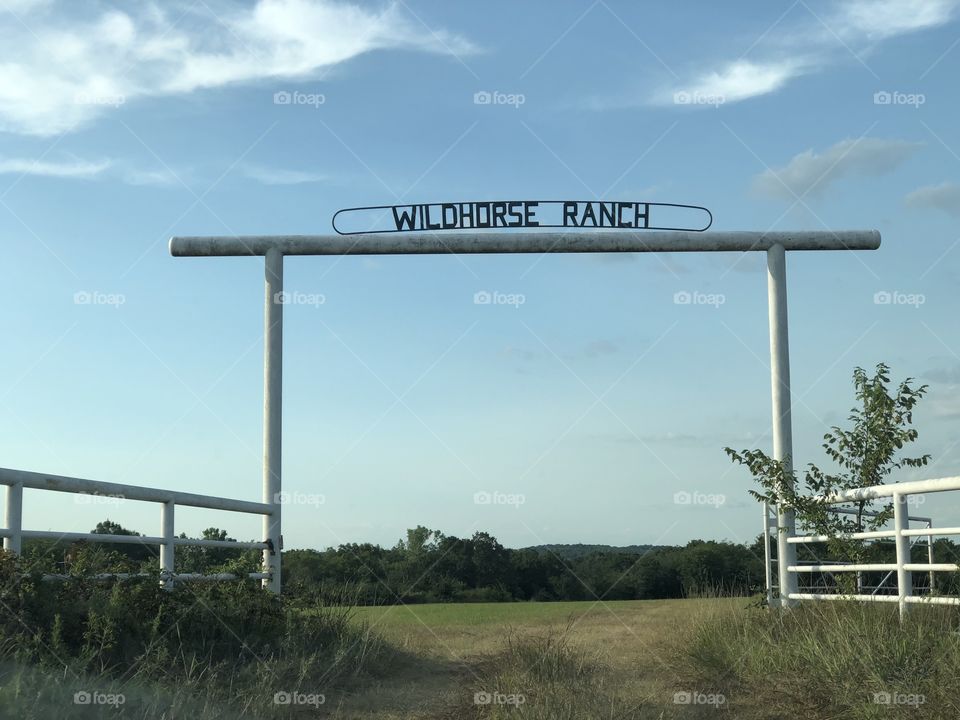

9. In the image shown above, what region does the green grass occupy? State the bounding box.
[351,599,649,627]
[681,599,960,720]
[351,597,960,719]
[466,625,638,720]
[341,598,725,719]
[8,572,957,720]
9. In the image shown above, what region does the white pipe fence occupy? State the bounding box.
[0,468,274,590]
[171,229,881,602]
[763,475,960,618]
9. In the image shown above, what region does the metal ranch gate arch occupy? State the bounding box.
[168,229,880,598]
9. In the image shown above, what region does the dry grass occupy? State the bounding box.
[337,596,960,719]
[679,599,960,720]
[333,598,737,719]
[14,593,952,719]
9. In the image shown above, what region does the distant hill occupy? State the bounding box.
[522,544,672,561]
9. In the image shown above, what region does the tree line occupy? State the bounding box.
[281,527,766,603]
[18,518,960,603]
[19,521,768,603]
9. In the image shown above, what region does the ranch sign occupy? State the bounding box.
[163,215,881,599]
[332,200,713,235]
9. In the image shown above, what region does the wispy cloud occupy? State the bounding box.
[0,156,110,178]
[0,0,475,136]
[241,163,326,185]
[838,0,959,39]
[905,181,960,216]
[655,0,959,107]
[753,138,922,199]
[924,362,960,384]
[662,59,805,106]
[0,154,194,187]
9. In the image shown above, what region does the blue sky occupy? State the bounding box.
[1,0,959,552]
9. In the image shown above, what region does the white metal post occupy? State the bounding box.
[161,500,174,590]
[3,482,22,554]
[263,247,283,593]
[168,229,882,600]
[893,493,912,620]
[767,243,798,607]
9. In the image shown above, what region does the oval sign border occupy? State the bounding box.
[332,201,713,236]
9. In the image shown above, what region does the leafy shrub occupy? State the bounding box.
[0,551,393,718]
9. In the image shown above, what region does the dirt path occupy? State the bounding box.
[328,599,719,719]
[329,653,485,719]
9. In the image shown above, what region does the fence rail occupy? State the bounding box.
[0,468,274,590]
[763,475,960,618]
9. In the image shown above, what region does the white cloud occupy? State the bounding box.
[753,138,922,199]
[0,0,475,136]
[0,156,110,178]
[657,0,958,106]
[905,182,960,216]
[0,154,194,186]
[663,59,803,105]
[0,152,322,188]
[241,163,326,185]
[837,0,960,39]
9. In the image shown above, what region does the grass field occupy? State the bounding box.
[334,598,960,719]
[335,598,736,719]
[7,584,956,718]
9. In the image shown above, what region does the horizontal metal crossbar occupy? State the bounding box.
[789,563,960,573]
[901,526,960,537]
[823,476,960,503]
[788,530,896,543]
[0,468,271,515]
[904,563,960,572]
[0,529,267,550]
[789,593,960,606]
[40,572,271,582]
[789,564,898,572]
[169,230,881,257]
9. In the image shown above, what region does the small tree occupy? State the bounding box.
[89,518,153,565]
[176,527,253,574]
[726,363,930,576]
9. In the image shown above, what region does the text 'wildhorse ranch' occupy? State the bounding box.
[332,201,712,235]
